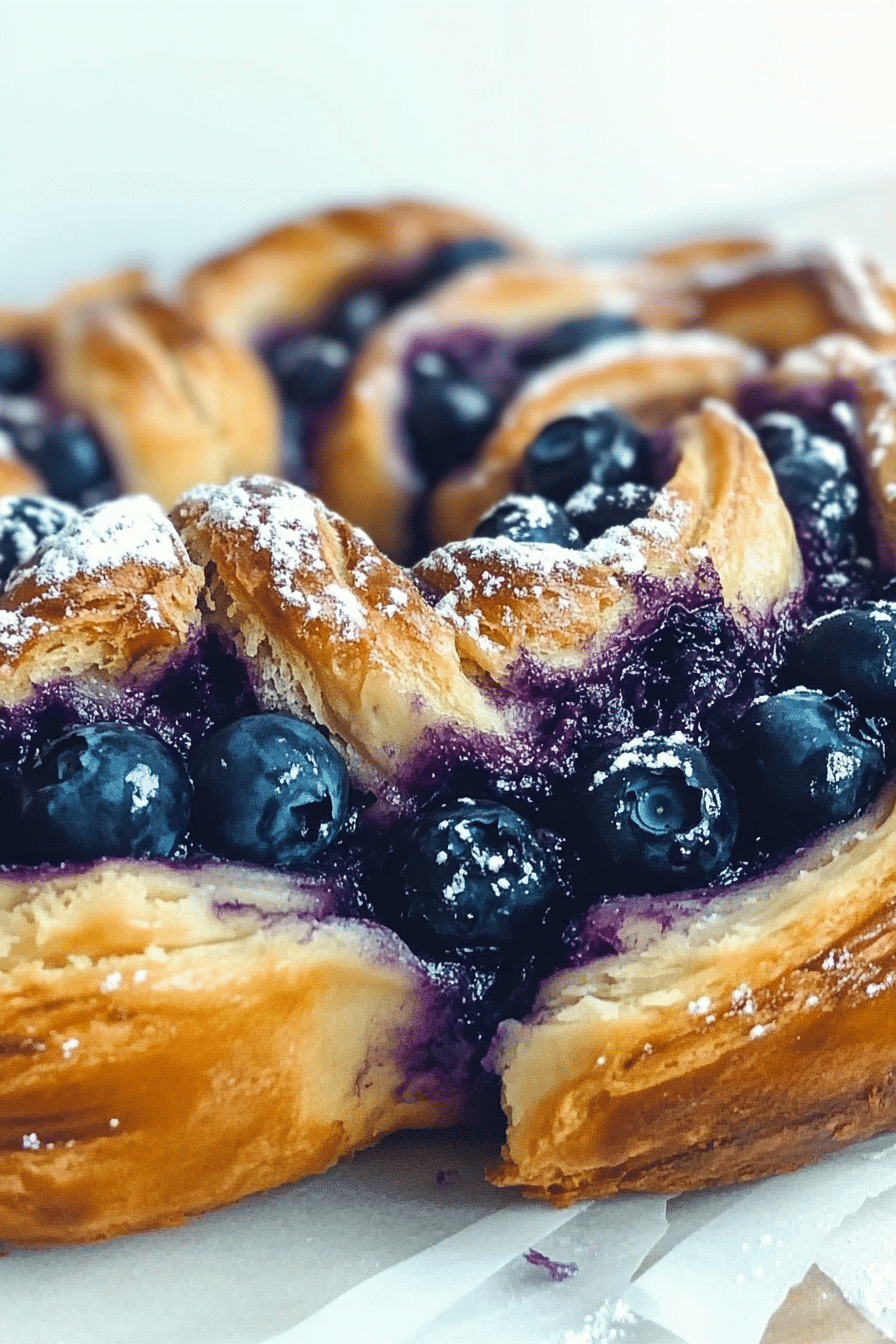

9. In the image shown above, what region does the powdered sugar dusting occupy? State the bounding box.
[18,495,189,595]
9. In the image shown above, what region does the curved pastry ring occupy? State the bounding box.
[1,335,895,1242]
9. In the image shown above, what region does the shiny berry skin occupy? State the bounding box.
[473,494,583,548]
[19,723,192,863]
[565,481,657,542]
[323,288,390,347]
[0,496,77,585]
[397,800,557,949]
[412,237,511,291]
[516,314,639,371]
[23,420,113,501]
[403,351,499,484]
[190,714,349,867]
[789,604,896,713]
[736,690,885,841]
[0,342,42,395]
[575,734,738,892]
[519,410,651,503]
[265,333,352,408]
[772,450,858,556]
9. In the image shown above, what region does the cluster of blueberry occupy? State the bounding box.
[0,342,113,503]
[392,602,896,953]
[753,408,862,564]
[473,407,656,547]
[1,713,349,869]
[402,313,639,491]
[261,237,511,416]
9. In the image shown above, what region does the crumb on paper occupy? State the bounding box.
[523,1247,579,1282]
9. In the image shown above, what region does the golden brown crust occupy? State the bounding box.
[171,476,506,788]
[490,785,896,1203]
[317,258,666,559]
[50,295,280,509]
[660,241,896,354]
[181,198,536,342]
[0,860,467,1245]
[0,496,203,704]
[415,397,803,683]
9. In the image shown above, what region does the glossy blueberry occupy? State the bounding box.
[0,342,42,395]
[265,333,352,408]
[0,496,78,585]
[575,734,738,892]
[519,409,651,503]
[789,604,896,713]
[516,314,639,371]
[22,420,113,501]
[403,351,500,483]
[323,288,390,347]
[190,714,349,867]
[565,481,657,542]
[473,494,583,548]
[19,723,192,863]
[772,449,858,556]
[736,689,885,841]
[411,237,511,292]
[397,799,557,949]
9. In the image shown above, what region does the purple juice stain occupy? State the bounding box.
[523,1249,579,1282]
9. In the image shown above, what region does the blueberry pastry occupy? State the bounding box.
[2,244,896,1246]
[0,275,279,512]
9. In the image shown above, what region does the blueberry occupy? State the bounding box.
[754,412,816,464]
[736,689,885,841]
[0,343,42,395]
[575,734,738,892]
[19,722,192,863]
[265,333,352,409]
[397,799,557,949]
[411,237,512,292]
[516,314,640,371]
[21,419,113,502]
[190,714,349,867]
[0,496,78,585]
[323,288,390,347]
[789,604,896,714]
[772,450,858,556]
[473,494,583,548]
[519,409,651,503]
[565,481,657,542]
[403,351,500,484]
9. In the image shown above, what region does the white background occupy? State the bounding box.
[2,0,896,299]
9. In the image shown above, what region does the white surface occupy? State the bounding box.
[3,0,896,300]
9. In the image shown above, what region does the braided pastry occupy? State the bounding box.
[1,218,896,1246]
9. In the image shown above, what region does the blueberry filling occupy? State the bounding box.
[519,410,652,503]
[0,355,115,506]
[473,494,583,548]
[0,342,43,396]
[265,334,354,410]
[404,351,501,484]
[515,313,640,371]
[565,481,658,542]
